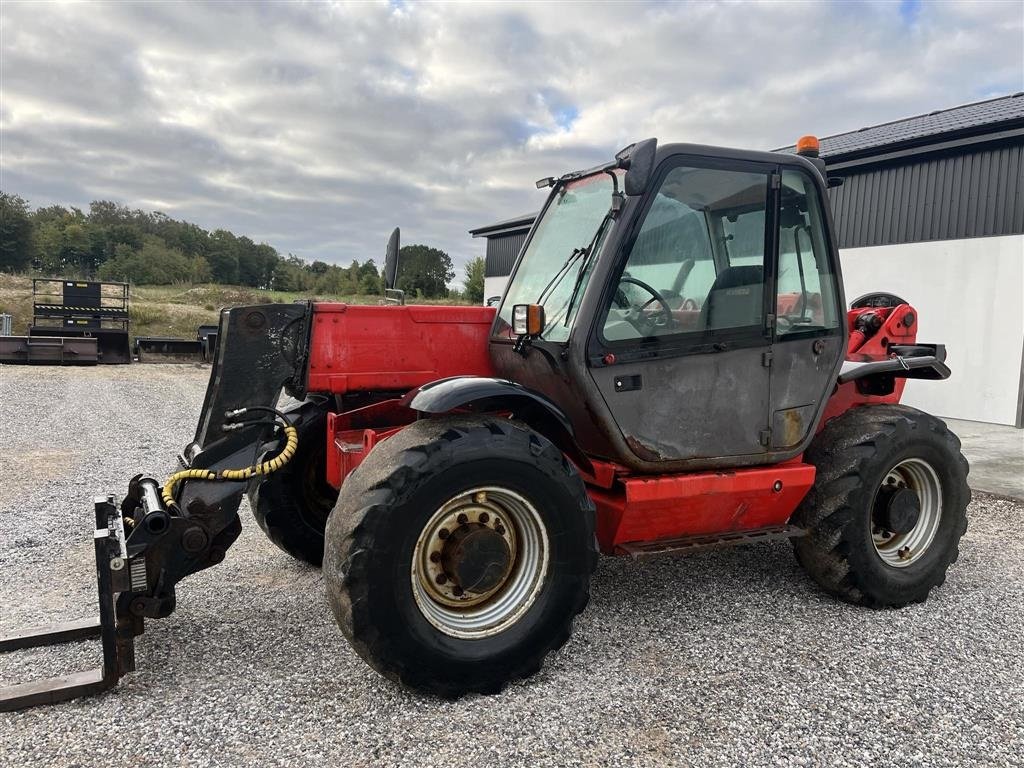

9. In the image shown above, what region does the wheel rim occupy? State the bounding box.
[411,486,549,639]
[871,458,943,567]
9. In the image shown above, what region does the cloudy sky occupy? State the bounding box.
[2,1,1022,274]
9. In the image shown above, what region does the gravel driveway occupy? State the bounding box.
[1,365,1021,767]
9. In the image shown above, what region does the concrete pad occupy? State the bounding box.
[943,418,1024,500]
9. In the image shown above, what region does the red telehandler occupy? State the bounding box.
[1,137,968,707]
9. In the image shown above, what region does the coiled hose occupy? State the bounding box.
[161,407,298,512]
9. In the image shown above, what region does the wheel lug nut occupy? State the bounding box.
[438,528,450,540]
[452,586,464,597]
[495,524,506,535]
[457,513,469,525]
[479,512,489,523]
[435,573,448,585]
[429,551,441,563]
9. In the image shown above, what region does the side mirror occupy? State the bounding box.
[617,138,657,196]
[383,227,401,290]
[383,227,405,305]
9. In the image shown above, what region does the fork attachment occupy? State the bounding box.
[0,304,312,711]
[0,496,142,711]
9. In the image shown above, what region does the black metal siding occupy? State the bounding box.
[829,140,1024,248]
[485,230,529,277]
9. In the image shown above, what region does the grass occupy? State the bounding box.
[0,274,469,340]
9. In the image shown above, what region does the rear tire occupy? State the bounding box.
[324,415,597,698]
[248,402,337,566]
[793,405,970,607]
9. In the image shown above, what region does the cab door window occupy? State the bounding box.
[602,164,769,342]
[776,170,840,335]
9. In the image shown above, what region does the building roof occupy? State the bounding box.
[778,92,1024,165]
[468,212,537,238]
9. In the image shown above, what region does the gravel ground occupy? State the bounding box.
[0,364,1022,767]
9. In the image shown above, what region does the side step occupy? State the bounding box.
[617,524,805,559]
[0,497,141,712]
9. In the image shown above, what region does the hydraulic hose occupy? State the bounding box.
[161,408,298,511]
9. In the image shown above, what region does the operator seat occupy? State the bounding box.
[700,265,764,330]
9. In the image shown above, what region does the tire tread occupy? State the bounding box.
[793,405,970,607]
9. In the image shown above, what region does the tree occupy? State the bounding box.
[98,236,193,284]
[0,193,34,272]
[1,192,386,293]
[207,230,240,283]
[189,255,212,283]
[357,259,382,294]
[254,243,279,288]
[31,220,65,273]
[273,254,312,292]
[396,244,455,299]
[463,256,485,304]
[236,236,262,287]
[61,222,94,274]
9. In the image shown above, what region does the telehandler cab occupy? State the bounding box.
[1,137,969,707]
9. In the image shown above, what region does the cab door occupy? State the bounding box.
[587,158,775,463]
[767,169,846,448]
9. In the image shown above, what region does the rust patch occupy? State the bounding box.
[625,435,665,462]
[781,407,804,447]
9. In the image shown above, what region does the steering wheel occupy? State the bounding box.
[617,276,674,335]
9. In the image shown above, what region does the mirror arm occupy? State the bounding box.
[605,169,625,218]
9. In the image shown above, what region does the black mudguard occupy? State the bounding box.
[401,376,591,472]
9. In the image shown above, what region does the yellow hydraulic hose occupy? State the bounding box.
[161,424,298,511]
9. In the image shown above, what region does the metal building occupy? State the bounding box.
[469,93,1024,426]
[812,93,1023,427]
[468,213,536,305]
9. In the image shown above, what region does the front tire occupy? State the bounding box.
[248,402,338,566]
[793,405,970,607]
[324,416,597,698]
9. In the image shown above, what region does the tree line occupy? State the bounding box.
[0,192,482,300]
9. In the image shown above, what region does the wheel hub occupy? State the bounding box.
[411,487,549,639]
[418,494,519,609]
[441,524,512,595]
[871,459,943,568]
[874,485,922,534]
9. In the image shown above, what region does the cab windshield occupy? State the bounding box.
[495,172,617,343]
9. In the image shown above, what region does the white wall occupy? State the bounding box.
[841,235,1024,426]
[483,275,508,306]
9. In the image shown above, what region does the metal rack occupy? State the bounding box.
[27,279,132,364]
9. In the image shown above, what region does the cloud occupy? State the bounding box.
[1,0,1021,275]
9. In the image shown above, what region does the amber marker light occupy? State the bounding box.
[796,135,820,157]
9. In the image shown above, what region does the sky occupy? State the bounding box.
[1,0,1022,276]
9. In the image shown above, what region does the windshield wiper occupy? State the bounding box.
[528,169,625,337]
[561,169,627,327]
[561,214,612,327]
[533,246,587,307]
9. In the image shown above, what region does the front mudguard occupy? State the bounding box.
[401,375,591,473]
